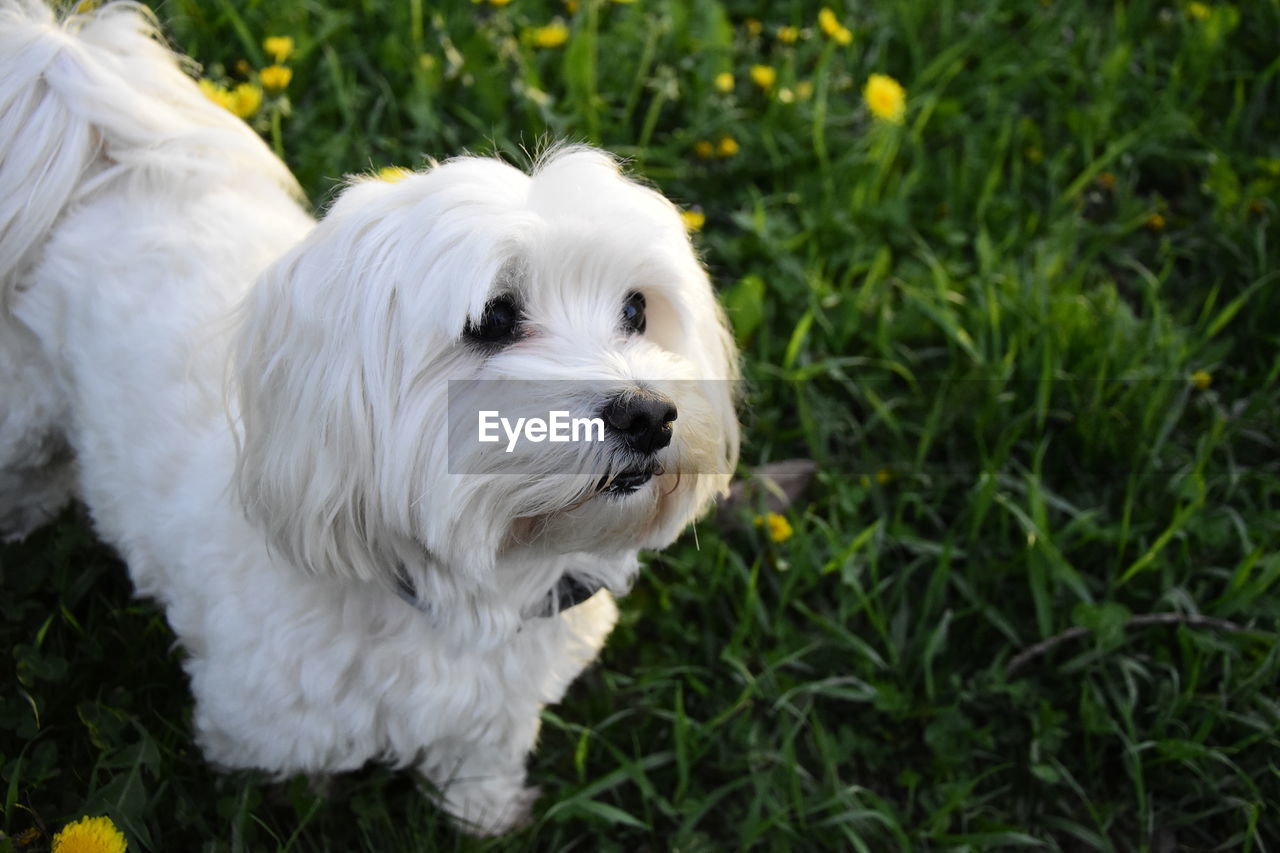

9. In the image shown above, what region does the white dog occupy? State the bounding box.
[0,0,738,835]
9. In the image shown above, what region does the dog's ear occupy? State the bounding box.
[698,296,742,494]
[231,166,530,593]
[536,148,741,530]
[660,274,742,539]
[545,148,742,493]
[643,189,741,508]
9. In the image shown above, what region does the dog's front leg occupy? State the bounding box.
[420,716,543,837]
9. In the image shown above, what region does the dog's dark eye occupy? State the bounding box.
[465,295,522,346]
[621,291,646,335]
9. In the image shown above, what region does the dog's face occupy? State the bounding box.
[233,148,738,619]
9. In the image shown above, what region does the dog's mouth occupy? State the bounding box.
[598,462,660,496]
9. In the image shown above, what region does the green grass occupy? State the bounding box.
[4,0,1279,849]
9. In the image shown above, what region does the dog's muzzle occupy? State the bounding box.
[601,392,676,454]
[597,391,675,494]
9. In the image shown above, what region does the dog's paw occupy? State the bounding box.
[442,779,540,837]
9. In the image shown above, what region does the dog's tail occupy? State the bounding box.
[0,0,299,299]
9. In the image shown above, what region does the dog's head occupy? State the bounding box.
[233,147,738,620]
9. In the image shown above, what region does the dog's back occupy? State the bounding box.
[0,0,111,537]
[0,0,306,539]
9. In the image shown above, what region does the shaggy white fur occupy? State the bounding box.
[0,0,738,835]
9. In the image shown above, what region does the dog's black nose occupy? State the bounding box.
[601,393,677,454]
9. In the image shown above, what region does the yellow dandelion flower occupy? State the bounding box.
[259,64,292,91]
[529,23,570,48]
[750,65,777,90]
[864,73,906,124]
[714,72,734,93]
[1187,2,1211,19]
[377,166,412,182]
[875,467,893,485]
[680,209,705,232]
[694,140,714,159]
[52,815,127,853]
[795,80,814,100]
[777,25,799,44]
[716,135,740,157]
[818,8,852,44]
[489,0,513,6]
[745,18,763,35]
[262,36,294,63]
[754,512,794,544]
[1145,211,1166,231]
[198,78,233,110]
[227,82,262,118]
[1190,370,1212,390]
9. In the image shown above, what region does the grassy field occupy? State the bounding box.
[4,0,1280,849]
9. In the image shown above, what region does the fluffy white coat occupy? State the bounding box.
[0,0,737,834]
